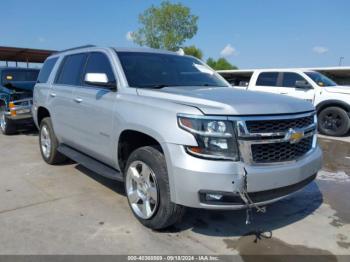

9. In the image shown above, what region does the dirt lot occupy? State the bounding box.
[0,131,349,259]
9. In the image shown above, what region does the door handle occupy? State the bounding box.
[74,97,83,103]
[280,92,288,95]
[50,93,56,98]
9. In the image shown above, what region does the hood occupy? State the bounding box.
[3,81,36,92]
[324,85,350,95]
[137,86,314,115]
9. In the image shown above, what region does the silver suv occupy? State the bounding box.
[33,46,322,229]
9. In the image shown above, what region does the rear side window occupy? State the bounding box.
[256,72,279,86]
[37,57,58,83]
[83,52,115,85]
[55,53,87,86]
[282,72,306,87]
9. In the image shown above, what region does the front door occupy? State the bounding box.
[71,52,117,166]
[279,72,315,103]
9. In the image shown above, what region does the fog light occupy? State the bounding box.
[206,193,223,201]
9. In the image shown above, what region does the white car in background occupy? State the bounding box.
[219,69,350,136]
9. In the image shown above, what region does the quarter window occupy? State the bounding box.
[282,73,306,87]
[83,52,115,86]
[256,72,279,86]
[55,53,87,86]
[37,57,58,83]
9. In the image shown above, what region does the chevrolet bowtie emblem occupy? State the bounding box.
[285,129,304,144]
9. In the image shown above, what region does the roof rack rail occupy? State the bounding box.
[57,45,96,53]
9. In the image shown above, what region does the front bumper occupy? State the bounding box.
[5,99,33,122]
[163,143,322,209]
[5,109,33,122]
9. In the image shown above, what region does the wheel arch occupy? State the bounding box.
[37,107,51,126]
[117,129,164,173]
[316,100,350,115]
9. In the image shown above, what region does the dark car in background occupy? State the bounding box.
[0,67,39,134]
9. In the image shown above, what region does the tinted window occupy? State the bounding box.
[282,72,306,87]
[305,72,337,87]
[256,72,278,86]
[37,57,58,83]
[117,52,228,88]
[84,52,115,85]
[55,53,87,86]
[2,69,39,85]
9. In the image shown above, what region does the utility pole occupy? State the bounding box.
[339,56,344,66]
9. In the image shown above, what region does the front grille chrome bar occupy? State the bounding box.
[229,111,318,165]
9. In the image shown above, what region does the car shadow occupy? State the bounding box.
[16,125,38,136]
[74,163,323,237]
[75,164,126,196]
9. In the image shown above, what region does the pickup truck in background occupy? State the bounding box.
[219,69,350,137]
[0,67,39,134]
[33,47,322,229]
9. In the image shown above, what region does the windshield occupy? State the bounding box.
[305,71,337,87]
[2,69,39,85]
[117,52,228,88]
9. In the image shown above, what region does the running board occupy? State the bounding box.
[58,144,123,182]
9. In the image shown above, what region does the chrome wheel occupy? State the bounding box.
[0,112,6,131]
[126,161,159,219]
[40,125,51,159]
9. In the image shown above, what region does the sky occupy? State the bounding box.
[2,0,350,69]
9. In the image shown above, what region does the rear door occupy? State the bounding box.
[71,51,117,165]
[49,53,88,146]
[279,72,315,103]
[250,72,282,94]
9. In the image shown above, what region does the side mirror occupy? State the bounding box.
[84,73,116,89]
[295,80,312,89]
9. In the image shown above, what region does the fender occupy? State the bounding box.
[316,100,350,114]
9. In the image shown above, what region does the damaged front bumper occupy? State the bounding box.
[164,143,322,209]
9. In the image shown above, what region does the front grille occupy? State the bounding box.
[246,115,314,133]
[251,136,313,163]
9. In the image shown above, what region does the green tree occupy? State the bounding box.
[206,57,217,69]
[132,1,198,51]
[206,57,238,70]
[183,45,203,59]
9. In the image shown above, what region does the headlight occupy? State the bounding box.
[178,115,239,161]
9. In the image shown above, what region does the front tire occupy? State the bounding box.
[124,146,185,230]
[0,111,16,135]
[39,117,67,164]
[318,107,350,136]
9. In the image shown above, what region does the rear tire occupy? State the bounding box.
[0,110,16,135]
[39,117,67,164]
[318,107,350,136]
[124,146,185,230]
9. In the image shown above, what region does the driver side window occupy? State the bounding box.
[83,52,116,87]
[282,72,308,88]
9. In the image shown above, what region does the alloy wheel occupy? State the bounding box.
[40,125,52,159]
[322,112,342,132]
[126,160,159,219]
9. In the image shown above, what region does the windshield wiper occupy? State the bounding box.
[198,83,227,87]
[139,84,175,89]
